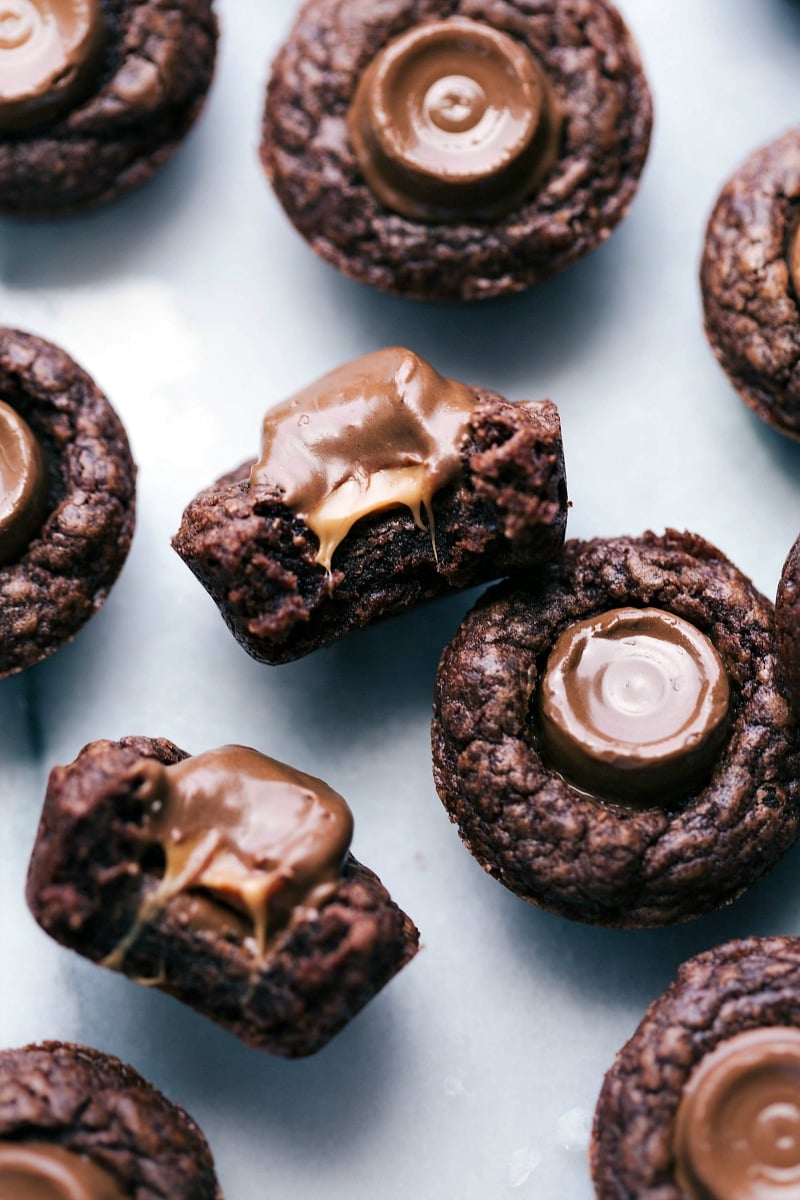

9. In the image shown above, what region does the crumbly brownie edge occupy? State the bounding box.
[777,533,800,715]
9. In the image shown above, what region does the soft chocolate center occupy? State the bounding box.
[347,17,562,222]
[249,347,475,571]
[537,607,730,805]
[0,1143,127,1200]
[0,398,48,566]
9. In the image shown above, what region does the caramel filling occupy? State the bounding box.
[104,745,354,969]
[0,1143,127,1200]
[537,607,730,806]
[347,18,562,222]
[0,399,48,566]
[249,347,476,571]
[0,0,105,132]
[674,1028,800,1200]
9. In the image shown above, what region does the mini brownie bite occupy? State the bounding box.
[0,0,217,216]
[432,531,800,927]
[0,1040,221,1198]
[592,937,800,1199]
[0,327,135,680]
[261,0,653,300]
[27,738,420,1058]
[701,128,800,441]
[778,533,800,718]
[173,346,568,665]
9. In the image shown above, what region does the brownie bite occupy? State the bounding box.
[0,327,136,680]
[0,1040,221,1198]
[27,738,420,1058]
[432,531,800,927]
[173,347,568,665]
[592,937,800,1199]
[701,127,800,441]
[261,0,653,300]
[778,532,800,717]
[0,0,218,216]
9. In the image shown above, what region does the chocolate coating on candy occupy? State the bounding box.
[347,18,562,222]
[674,1028,800,1200]
[790,219,800,304]
[0,1142,127,1200]
[0,0,105,133]
[250,347,475,570]
[538,607,730,806]
[0,398,48,566]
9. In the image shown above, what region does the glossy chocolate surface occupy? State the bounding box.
[250,347,475,570]
[0,398,48,566]
[0,1142,127,1200]
[538,607,730,805]
[347,18,562,222]
[790,219,800,302]
[0,0,105,132]
[674,1027,800,1200]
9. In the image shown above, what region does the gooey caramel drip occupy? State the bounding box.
[0,1143,127,1200]
[249,347,476,571]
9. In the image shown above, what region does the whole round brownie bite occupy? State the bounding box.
[27,738,420,1058]
[591,937,800,1199]
[0,0,218,216]
[701,127,800,441]
[261,0,653,301]
[432,531,800,927]
[0,327,136,680]
[777,532,800,717]
[0,1040,221,1198]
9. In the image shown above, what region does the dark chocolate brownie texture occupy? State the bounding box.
[26,737,420,1058]
[432,531,800,927]
[0,1040,221,1199]
[778,533,800,717]
[591,937,800,1199]
[173,347,568,665]
[0,0,217,216]
[260,0,653,301]
[701,128,800,441]
[0,327,135,680]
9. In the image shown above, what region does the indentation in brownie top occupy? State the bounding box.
[347,17,563,222]
[250,347,476,570]
[0,397,48,566]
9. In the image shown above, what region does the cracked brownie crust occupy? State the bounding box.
[173,393,567,665]
[778,532,800,716]
[261,0,653,301]
[27,737,420,1058]
[431,531,800,927]
[591,937,800,1198]
[701,128,800,441]
[0,1041,221,1199]
[0,0,218,216]
[0,328,136,680]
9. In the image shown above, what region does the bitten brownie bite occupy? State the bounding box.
[432,531,800,927]
[701,127,800,441]
[591,937,800,1199]
[778,533,800,717]
[27,738,420,1058]
[173,347,568,665]
[0,0,217,216]
[0,1040,221,1198]
[0,327,135,680]
[261,0,652,300]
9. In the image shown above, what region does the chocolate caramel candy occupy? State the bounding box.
[674,1028,800,1200]
[0,0,105,132]
[790,219,800,303]
[250,347,476,571]
[0,398,48,566]
[538,607,730,805]
[347,18,562,222]
[0,1143,127,1200]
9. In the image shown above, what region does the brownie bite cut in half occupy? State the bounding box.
[0,1041,221,1198]
[702,127,800,441]
[432,531,800,927]
[0,0,218,215]
[261,0,653,300]
[592,937,800,1199]
[0,327,136,679]
[778,533,800,718]
[27,739,420,1058]
[173,346,568,664]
